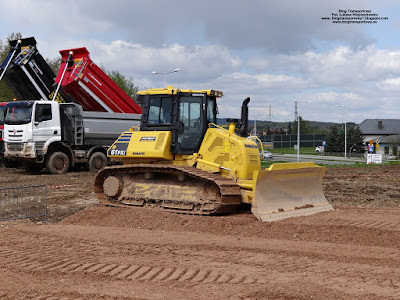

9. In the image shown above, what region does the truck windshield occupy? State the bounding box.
[4,105,33,125]
[0,105,5,125]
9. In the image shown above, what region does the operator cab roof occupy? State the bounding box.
[136,86,223,98]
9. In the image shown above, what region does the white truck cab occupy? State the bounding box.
[4,100,140,173]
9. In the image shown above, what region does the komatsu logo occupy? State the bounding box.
[140,137,156,142]
[245,144,258,149]
[110,149,126,156]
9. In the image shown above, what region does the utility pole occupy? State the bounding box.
[295,101,300,162]
[268,104,272,122]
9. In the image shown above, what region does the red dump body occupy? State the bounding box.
[55,48,142,114]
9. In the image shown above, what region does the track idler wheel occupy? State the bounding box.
[103,176,124,198]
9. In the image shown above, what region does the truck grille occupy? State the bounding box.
[7,129,24,142]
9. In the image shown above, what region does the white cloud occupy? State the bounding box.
[376,77,400,91]
[85,41,242,87]
[1,0,400,123]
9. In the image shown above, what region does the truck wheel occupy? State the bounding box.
[46,152,70,174]
[88,152,108,172]
[24,163,43,174]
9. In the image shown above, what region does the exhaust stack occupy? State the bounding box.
[238,97,250,137]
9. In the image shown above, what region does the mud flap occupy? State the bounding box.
[251,162,333,222]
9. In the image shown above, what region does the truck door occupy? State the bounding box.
[33,103,61,144]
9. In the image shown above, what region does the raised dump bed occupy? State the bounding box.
[0,37,71,103]
[56,47,142,114]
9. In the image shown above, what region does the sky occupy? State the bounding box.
[0,0,399,124]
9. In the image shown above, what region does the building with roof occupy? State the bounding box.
[359,119,400,141]
[359,119,400,158]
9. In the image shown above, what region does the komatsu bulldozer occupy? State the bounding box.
[94,87,333,221]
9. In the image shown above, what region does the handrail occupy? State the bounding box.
[248,135,264,157]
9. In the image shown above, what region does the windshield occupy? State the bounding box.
[4,105,33,125]
[148,96,172,124]
[0,105,5,125]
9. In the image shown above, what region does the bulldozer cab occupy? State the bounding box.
[136,87,220,155]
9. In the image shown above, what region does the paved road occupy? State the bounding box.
[268,154,366,165]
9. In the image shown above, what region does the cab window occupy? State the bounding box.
[207,98,217,124]
[148,97,172,124]
[35,104,52,122]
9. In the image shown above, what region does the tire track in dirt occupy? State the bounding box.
[0,246,262,284]
[0,291,137,300]
[2,206,400,300]
[1,239,400,299]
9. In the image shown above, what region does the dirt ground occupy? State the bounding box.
[0,164,399,299]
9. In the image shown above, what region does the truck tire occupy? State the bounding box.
[24,163,43,174]
[88,152,108,172]
[46,151,70,174]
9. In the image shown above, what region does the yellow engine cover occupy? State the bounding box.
[108,130,174,161]
[197,127,261,181]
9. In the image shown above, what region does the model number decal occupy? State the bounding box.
[140,137,156,142]
[109,149,126,156]
[109,143,129,156]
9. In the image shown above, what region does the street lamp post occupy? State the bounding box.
[297,113,300,162]
[254,113,261,136]
[295,100,310,162]
[152,68,180,86]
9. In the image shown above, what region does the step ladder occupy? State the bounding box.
[70,59,87,81]
[74,115,83,146]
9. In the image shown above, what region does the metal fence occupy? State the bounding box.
[259,134,326,148]
[0,185,47,222]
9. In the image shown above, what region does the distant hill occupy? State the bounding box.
[217,118,357,135]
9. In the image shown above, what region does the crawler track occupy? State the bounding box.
[94,164,243,215]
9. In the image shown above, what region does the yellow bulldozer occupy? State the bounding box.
[94,87,333,221]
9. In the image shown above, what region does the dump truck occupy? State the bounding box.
[94,87,333,222]
[0,37,71,103]
[3,100,141,174]
[0,37,143,115]
[55,47,142,114]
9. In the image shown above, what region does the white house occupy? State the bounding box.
[359,119,400,158]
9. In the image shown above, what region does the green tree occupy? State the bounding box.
[46,57,61,75]
[287,121,292,134]
[347,126,365,153]
[0,32,23,102]
[106,70,138,99]
[325,126,341,152]
[292,116,312,134]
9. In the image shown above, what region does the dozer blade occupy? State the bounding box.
[251,162,333,222]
